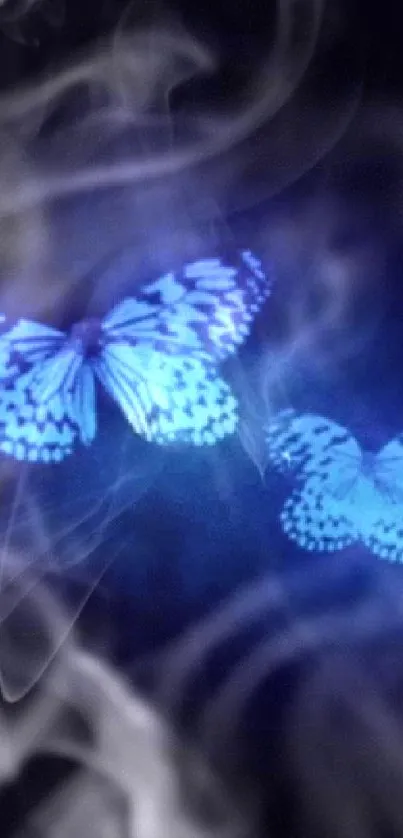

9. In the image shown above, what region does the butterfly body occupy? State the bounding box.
[266,410,403,562]
[361,450,377,474]
[68,317,104,357]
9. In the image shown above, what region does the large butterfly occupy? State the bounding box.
[0,249,270,462]
[0,250,270,702]
[265,409,403,561]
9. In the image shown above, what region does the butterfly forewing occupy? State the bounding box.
[373,435,403,503]
[102,297,204,357]
[0,319,66,369]
[100,249,270,361]
[266,410,362,486]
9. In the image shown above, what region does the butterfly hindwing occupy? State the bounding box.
[92,343,158,438]
[0,373,75,463]
[0,341,95,463]
[281,477,357,551]
[145,356,238,445]
[93,345,237,445]
[362,512,403,563]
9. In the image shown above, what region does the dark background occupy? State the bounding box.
[1,1,403,836]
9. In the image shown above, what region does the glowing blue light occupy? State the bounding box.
[0,251,269,462]
[266,409,403,562]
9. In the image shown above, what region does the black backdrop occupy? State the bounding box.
[1,2,403,836]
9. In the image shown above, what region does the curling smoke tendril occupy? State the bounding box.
[0,0,326,214]
[0,581,247,838]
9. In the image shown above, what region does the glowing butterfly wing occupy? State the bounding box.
[153,250,270,360]
[362,513,403,563]
[101,249,271,361]
[92,345,237,445]
[0,318,66,368]
[353,434,403,562]
[0,345,96,463]
[266,410,362,486]
[373,434,403,503]
[144,356,238,446]
[267,411,364,553]
[102,295,205,358]
[0,319,73,461]
[281,476,357,551]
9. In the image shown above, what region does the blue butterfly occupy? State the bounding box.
[0,250,270,702]
[0,250,270,462]
[265,409,403,562]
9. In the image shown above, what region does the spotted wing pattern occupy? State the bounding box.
[92,346,237,445]
[372,435,403,503]
[0,336,95,463]
[99,249,270,361]
[143,356,238,445]
[363,513,403,563]
[359,435,403,562]
[0,251,268,461]
[266,410,362,484]
[266,411,365,552]
[281,476,357,551]
[267,412,403,562]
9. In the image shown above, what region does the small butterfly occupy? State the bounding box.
[265,409,403,561]
[0,250,270,462]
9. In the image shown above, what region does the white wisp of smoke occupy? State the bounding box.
[0,580,249,838]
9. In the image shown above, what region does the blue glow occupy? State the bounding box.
[266,410,403,562]
[0,251,269,462]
